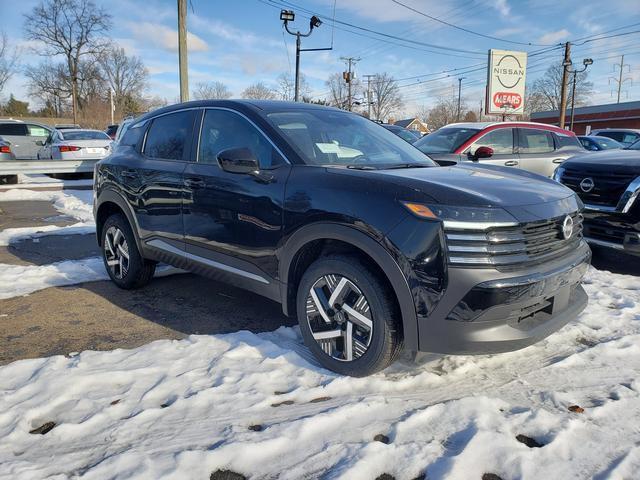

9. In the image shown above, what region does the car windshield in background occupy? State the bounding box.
[413,127,480,154]
[62,131,110,141]
[267,110,436,169]
[596,137,622,149]
[626,139,640,150]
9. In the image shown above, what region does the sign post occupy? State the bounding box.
[486,49,527,117]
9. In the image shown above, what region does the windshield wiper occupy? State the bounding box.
[382,163,431,169]
[346,164,378,170]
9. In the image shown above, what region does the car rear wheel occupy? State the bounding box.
[101,213,155,289]
[296,255,403,376]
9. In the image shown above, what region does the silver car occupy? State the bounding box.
[589,128,640,148]
[37,129,113,160]
[0,136,18,184]
[0,119,52,159]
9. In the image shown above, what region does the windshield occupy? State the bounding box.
[393,128,419,144]
[595,137,622,149]
[414,127,479,154]
[61,131,110,141]
[267,110,436,168]
[626,138,640,150]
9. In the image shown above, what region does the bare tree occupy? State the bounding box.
[241,82,275,100]
[325,72,360,110]
[370,73,403,122]
[275,72,311,101]
[25,61,71,116]
[99,46,147,107]
[528,63,593,113]
[192,81,232,100]
[426,96,467,130]
[24,0,112,123]
[0,32,18,96]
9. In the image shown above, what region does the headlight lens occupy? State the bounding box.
[552,166,565,182]
[402,202,517,228]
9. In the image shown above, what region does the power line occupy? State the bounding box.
[390,0,555,47]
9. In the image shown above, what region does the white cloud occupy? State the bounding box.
[127,22,209,53]
[538,29,570,44]
[491,0,511,17]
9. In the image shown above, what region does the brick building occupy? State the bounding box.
[530,100,640,134]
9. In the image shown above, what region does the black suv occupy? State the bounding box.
[554,141,640,257]
[94,100,590,376]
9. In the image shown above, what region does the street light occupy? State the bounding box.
[281,9,323,102]
[569,58,593,131]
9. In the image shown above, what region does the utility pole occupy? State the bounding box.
[610,55,632,103]
[109,89,115,125]
[177,0,189,102]
[363,74,375,119]
[558,42,571,129]
[478,99,483,122]
[568,58,593,131]
[341,56,360,111]
[456,77,464,121]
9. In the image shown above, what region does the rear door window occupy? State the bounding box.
[144,110,196,161]
[468,128,514,154]
[518,129,555,153]
[0,123,28,136]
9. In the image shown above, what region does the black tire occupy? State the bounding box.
[296,255,403,376]
[101,213,155,289]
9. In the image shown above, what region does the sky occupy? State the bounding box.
[2,0,640,118]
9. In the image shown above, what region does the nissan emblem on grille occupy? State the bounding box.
[580,177,595,193]
[562,215,574,240]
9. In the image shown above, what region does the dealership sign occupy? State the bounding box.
[486,49,528,115]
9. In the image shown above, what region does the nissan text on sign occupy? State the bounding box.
[486,49,528,115]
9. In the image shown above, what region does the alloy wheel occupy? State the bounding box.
[305,274,374,362]
[104,226,130,279]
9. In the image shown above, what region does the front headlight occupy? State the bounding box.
[552,166,565,182]
[402,202,518,229]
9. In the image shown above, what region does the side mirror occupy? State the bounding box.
[473,146,494,160]
[217,147,259,174]
[35,140,44,146]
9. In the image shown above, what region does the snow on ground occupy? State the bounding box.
[0,268,639,479]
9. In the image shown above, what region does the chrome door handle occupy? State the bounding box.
[504,160,519,166]
[553,158,564,164]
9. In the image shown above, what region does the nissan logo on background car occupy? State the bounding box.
[562,215,574,240]
[580,177,595,193]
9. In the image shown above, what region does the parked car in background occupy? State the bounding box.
[0,137,18,184]
[589,128,640,148]
[55,123,81,130]
[0,120,52,159]
[37,129,112,160]
[114,117,136,144]
[94,100,590,376]
[414,121,583,177]
[381,124,421,144]
[554,140,640,257]
[578,135,623,151]
[105,124,119,140]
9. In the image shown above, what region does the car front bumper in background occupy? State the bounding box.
[581,209,640,257]
[416,241,591,354]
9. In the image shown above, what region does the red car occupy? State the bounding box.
[414,121,583,177]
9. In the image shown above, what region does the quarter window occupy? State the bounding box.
[27,125,49,137]
[468,128,514,154]
[144,110,196,161]
[518,129,555,153]
[198,109,283,169]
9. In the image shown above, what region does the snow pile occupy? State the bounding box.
[0,268,638,479]
[0,189,95,246]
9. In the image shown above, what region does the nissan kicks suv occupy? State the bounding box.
[93,100,590,376]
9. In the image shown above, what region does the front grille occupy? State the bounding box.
[583,224,625,245]
[561,169,637,207]
[445,213,583,269]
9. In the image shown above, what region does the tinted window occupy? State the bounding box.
[555,133,581,148]
[414,127,480,154]
[519,129,554,153]
[0,123,28,136]
[61,131,110,140]
[468,128,513,154]
[268,110,437,167]
[198,110,283,169]
[144,110,195,160]
[120,123,145,147]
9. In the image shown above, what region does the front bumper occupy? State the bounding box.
[417,241,591,354]
[581,209,640,257]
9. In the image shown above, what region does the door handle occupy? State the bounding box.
[504,160,519,166]
[184,178,205,189]
[121,170,137,178]
[552,158,564,164]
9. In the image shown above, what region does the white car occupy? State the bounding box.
[37,129,113,160]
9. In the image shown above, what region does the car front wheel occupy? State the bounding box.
[296,255,403,376]
[101,213,155,289]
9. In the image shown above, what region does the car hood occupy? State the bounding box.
[563,149,640,173]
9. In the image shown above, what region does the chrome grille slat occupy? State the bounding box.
[445,213,583,269]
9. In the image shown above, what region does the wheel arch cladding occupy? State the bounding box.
[280,223,419,350]
[95,190,141,252]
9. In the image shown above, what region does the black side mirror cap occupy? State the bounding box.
[217,147,259,174]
